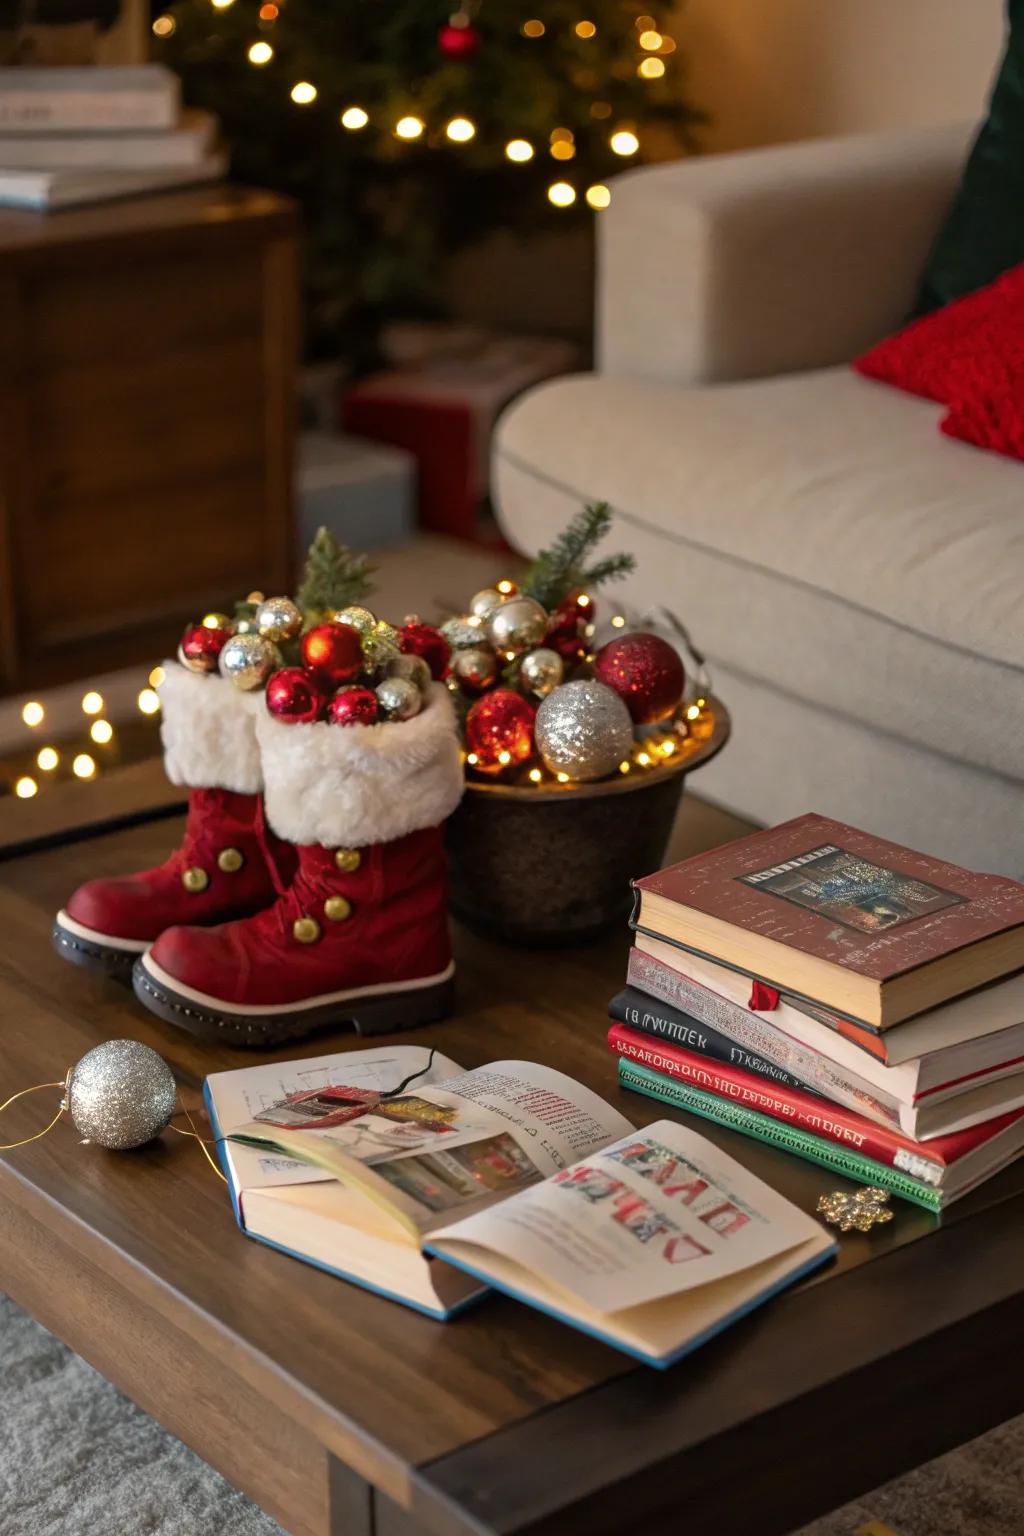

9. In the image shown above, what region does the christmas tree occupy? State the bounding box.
[152,0,700,362]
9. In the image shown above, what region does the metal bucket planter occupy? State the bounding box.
[446,696,730,945]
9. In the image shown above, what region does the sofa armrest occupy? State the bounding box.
[597,122,974,386]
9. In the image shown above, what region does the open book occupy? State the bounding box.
[205,1046,836,1364]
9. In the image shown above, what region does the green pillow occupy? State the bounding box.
[916,0,1024,313]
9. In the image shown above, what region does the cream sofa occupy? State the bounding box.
[493,123,1024,877]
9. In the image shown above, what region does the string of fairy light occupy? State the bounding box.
[9,673,164,801]
[151,3,679,212]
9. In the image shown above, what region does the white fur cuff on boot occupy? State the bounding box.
[159,662,265,796]
[256,683,464,848]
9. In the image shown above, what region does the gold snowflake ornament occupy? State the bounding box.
[817,1186,895,1233]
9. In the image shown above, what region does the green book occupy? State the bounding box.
[618,1060,943,1212]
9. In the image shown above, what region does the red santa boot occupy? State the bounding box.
[54,662,295,978]
[132,684,464,1045]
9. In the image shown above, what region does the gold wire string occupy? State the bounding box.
[169,1102,228,1183]
[0,1081,66,1151]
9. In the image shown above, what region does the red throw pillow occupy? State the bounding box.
[853,262,1024,461]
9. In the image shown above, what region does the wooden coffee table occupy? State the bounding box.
[0,766,1022,1536]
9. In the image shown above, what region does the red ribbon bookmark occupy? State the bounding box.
[748,980,780,1012]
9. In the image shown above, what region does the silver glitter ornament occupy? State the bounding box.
[386,653,432,693]
[255,595,303,643]
[488,595,549,656]
[534,679,634,782]
[66,1040,177,1151]
[332,605,377,635]
[375,676,422,721]
[441,615,486,650]
[218,632,283,690]
[451,644,498,691]
[469,587,503,620]
[519,646,564,698]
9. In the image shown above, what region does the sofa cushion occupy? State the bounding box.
[917,0,1024,313]
[493,369,1024,782]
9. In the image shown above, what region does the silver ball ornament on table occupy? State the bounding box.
[375,676,423,721]
[441,615,486,650]
[488,595,549,656]
[255,595,303,643]
[332,605,377,635]
[218,632,283,690]
[519,646,564,698]
[469,587,504,620]
[534,679,635,782]
[451,644,498,692]
[386,653,432,693]
[65,1040,177,1151]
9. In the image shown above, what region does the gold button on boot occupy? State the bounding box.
[334,848,361,873]
[217,847,245,873]
[182,867,209,894]
[324,895,352,922]
[293,916,321,944]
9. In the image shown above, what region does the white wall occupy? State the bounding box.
[681,0,1006,151]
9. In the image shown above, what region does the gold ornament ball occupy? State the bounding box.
[451,644,498,691]
[255,595,303,643]
[375,676,422,721]
[386,653,432,692]
[519,646,564,697]
[470,587,504,620]
[363,619,402,672]
[441,615,485,650]
[218,632,283,690]
[488,595,549,655]
[332,605,377,635]
[66,1039,177,1150]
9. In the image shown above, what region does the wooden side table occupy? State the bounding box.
[0,185,299,693]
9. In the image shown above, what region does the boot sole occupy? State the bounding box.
[53,909,148,983]
[132,955,457,1047]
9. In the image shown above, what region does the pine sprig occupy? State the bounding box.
[296,527,376,616]
[522,503,636,610]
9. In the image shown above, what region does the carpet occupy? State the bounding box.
[3,1293,1023,1536]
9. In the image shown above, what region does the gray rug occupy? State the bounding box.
[1,1291,1021,1536]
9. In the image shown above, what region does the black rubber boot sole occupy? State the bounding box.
[52,915,142,983]
[132,958,456,1048]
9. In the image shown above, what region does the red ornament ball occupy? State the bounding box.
[178,622,231,674]
[465,689,535,774]
[328,686,379,727]
[438,20,482,58]
[593,632,685,723]
[300,622,364,688]
[399,620,450,680]
[547,611,587,664]
[265,668,327,725]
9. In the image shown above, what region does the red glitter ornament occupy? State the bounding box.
[328,686,379,727]
[178,622,231,674]
[399,620,450,680]
[465,689,535,774]
[547,611,587,664]
[593,632,685,724]
[265,668,327,725]
[300,622,364,688]
[438,20,482,58]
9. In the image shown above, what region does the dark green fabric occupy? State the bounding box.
[916,0,1024,313]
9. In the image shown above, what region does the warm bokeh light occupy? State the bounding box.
[149,665,165,688]
[635,13,656,28]
[21,701,44,727]
[686,703,701,720]
[259,2,278,17]
[152,15,174,35]
[529,768,543,783]
[90,719,114,745]
[290,81,317,104]
[586,183,612,209]
[575,19,597,37]
[610,614,626,628]
[638,56,665,77]
[36,747,59,772]
[547,181,576,207]
[138,688,161,716]
[445,116,476,142]
[248,41,273,64]
[550,140,575,161]
[639,28,662,48]
[211,0,234,7]
[341,105,369,130]
[72,754,96,780]
[81,691,104,715]
[556,772,570,783]
[14,776,37,799]
[522,18,545,36]
[505,138,534,162]
[590,100,612,119]
[610,129,640,155]
[395,115,425,139]
[550,126,574,142]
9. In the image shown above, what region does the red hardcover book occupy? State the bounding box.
[632,813,1024,1028]
[607,1022,1024,1187]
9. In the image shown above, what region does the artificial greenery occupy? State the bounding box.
[522,502,635,609]
[295,526,376,615]
[154,1,701,363]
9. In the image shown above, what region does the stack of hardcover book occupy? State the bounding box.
[0,65,223,209]
[610,814,1024,1211]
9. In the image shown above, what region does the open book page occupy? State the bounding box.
[229,1060,633,1238]
[206,1045,462,1196]
[431,1119,826,1314]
